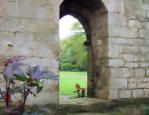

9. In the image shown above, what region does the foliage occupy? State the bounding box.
[144,105,149,115]
[59,71,87,97]
[0,56,58,115]
[60,21,87,71]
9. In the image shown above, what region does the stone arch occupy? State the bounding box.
[60,0,110,99]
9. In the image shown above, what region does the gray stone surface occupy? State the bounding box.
[132,89,145,98]
[0,0,149,104]
[119,90,131,98]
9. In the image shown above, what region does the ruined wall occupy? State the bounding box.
[87,0,149,99]
[0,0,149,103]
[0,0,62,105]
[106,0,149,99]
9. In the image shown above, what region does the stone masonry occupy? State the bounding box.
[60,0,149,100]
[108,0,149,99]
[0,0,149,105]
[0,0,62,105]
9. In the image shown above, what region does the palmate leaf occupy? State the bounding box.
[9,86,25,94]
[13,74,29,81]
[36,85,43,94]
[35,81,43,94]
[29,80,43,94]
[1,85,27,95]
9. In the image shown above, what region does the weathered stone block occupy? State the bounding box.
[122,54,139,62]
[141,78,149,82]
[0,18,22,32]
[109,26,138,38]
[134,68,145,78]
[109,38,145,46]
[119,90,131,98]
[110,68,119,77]
[128,78,137,83]
[139,29,149,38]
[125,0,142,10]
[137,83,149,88]
[143,22,149,29]
[109,37,129,44]
[124,62,139,68]
[5,0,58,19]
[0,1,5,16]
[108,44,119,57]
[108,13,126,26]
[106,0,125,13]
[119,68,134,78]
[147,11,149,18]
[109,59,124,67]
[146,69,149,76]
[142,2,149,10]
[132,89,144,98]
[125,0,146,20]
[0,32,15,57]
[109,90,119,99]
[143,0,149,4]
[128,83,136,89]
[144,89,149,97]
[119,46,140,54]
[128,20,142,28]
[139,62,149,68]
[109,78,127,90]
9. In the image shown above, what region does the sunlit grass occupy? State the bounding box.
[59,71,87,97]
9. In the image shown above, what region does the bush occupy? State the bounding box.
[60,63,74,71]
[144,105,149,115]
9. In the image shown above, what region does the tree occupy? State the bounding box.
[60,21,87,71]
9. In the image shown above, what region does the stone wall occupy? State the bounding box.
[0,0,149,104]
[74,0,149,100]
[0,0,62,105]
[106,0,149,99]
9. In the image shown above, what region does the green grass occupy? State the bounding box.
[59,71,87,97]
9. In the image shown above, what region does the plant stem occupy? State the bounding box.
[20,88,30,115]
[6,81,10,108]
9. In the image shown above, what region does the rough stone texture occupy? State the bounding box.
[132,89,145,98]
[107,0,149,99]
[109,90,119,99]
[109,78,127,90]
[144,89,149,97]
[0,0,149,104]
[0,0,61,105]
[119,90,132,99]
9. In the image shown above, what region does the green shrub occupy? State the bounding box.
[144,105,149,115]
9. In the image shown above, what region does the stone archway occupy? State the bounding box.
[1,0,149,106]
[60,0,109,99]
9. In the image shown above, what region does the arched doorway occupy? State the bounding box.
[59,15,88,101]
[60,0,109,99]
